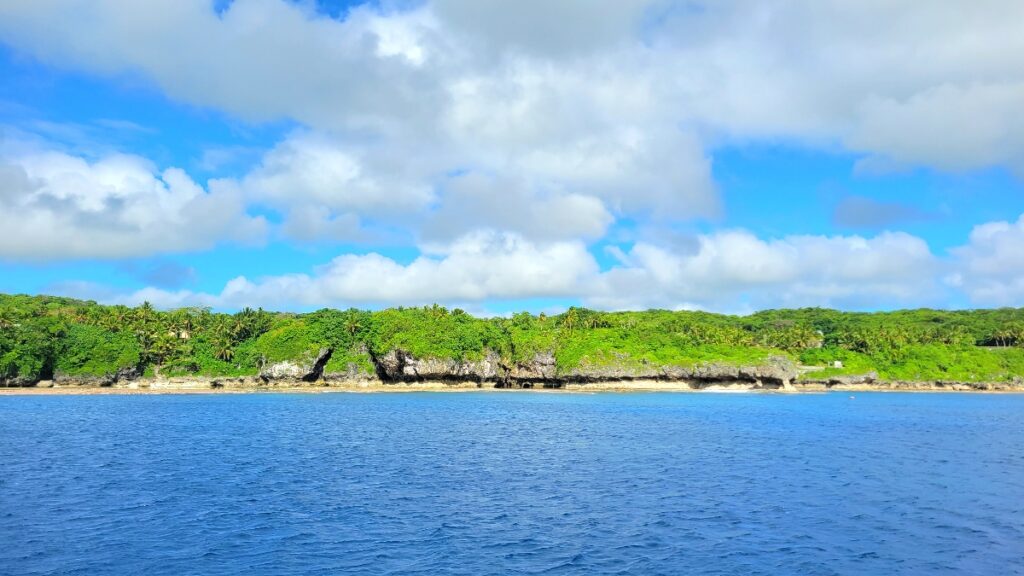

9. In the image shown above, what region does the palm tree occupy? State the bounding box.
[212,324,235,361]
[561,308,580,333]
[215,342,235,362]
[151,332,180,365]
[1006,323,1024,348]
[427,303,447,320]
[136,301,155,322]
[344,316,362,337]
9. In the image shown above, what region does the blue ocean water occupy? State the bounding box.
[1,392,1022,575]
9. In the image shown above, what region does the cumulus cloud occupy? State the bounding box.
[69,228,946,312]
[0,145,266,260]
[655,1,1024,172]
[422,172,613,243]
[443,57,719,219]
[240,132,434,214]
[3,0,1020,238]
[0,0,444,132]
[431,0,654,58]
[589,230,940,311]
[4,0,1024,310]
[849,82,1024,173]
[102,231,599,309]
[949,214,1024,306]
[236,131,435,241]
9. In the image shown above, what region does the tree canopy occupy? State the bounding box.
[3,294,1024,384]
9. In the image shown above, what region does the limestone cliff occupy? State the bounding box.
[7,345,1024,392]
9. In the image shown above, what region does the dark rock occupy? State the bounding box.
[53,365,141,387]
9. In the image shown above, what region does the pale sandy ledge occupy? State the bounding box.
[2,378,1023,395]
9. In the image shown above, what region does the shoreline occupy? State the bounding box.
[3,378,1024,395]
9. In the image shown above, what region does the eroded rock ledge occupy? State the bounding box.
[367,349,799,389]
[5,347,1023,392]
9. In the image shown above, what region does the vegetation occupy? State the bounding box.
[3,293,1024,384]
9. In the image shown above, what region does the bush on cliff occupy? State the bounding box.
[5,293,1024,384]
[365,306,507,362]
[56,324,141,377]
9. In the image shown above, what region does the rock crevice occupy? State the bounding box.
[11,347,1024,392]
[363,348,798,389]
[260,347,334,382]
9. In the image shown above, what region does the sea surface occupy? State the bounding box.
[1,392,1022,575]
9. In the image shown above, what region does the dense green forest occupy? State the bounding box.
[3,293,1024,384]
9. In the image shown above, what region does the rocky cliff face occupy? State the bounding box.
[49,366,141,387]
[0,347,799,389]
[7,345,1024,392]
[0,375,41,387]
[371,349,503,382]
[796,374,1024,392]
[365,348,798,389]
[260,348,333,382]
[558,356,797,389]
[505,352,557,383]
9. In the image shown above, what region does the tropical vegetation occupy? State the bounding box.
[3,293,1024,384]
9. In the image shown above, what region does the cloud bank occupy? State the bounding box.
[92,223,1022,313]
[1,1,1023,311]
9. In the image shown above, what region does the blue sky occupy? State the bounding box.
[1,1,1023,314]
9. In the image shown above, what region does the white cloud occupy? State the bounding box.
[950,214,1024,306]
[850,82,1024,173]
[431,0,655,59]
[443,56,719,219]
[3,0,1024,179]
[0,145,266,260]
[106,231,599,309]
[278,205,367,243]
[589,230,940,311]
[660,1,1024,171]
[422,172,613,243]
[0,0,443,132]
[240,132,434,213]
[4,0,1024,310]
[4,0,1020,240]
[236,131,434,241]
[75,228,947,313]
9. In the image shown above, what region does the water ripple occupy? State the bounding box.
[1,392,1023,575]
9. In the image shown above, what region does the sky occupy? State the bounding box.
[1,0,1024,315]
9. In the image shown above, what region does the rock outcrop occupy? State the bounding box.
[372,349,503,382]
[0,375,40,387]
[6,346,1024,392]
[366,349,798,389]
[505,352,557,383]
[260,347,333,382]
[52,366,141,387]
[562,356,797,389]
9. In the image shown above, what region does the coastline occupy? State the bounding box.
[4,377,1024,395]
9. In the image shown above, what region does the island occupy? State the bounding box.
[3,293,1024,393]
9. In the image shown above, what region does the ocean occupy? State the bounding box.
[2,391,1022,575]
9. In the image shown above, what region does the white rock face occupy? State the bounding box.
[375,349,503,381]
[259,348,332,381]
[262,361,307,380]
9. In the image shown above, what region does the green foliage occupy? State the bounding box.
[798,347,877,378]
[365,305,507,361]
[4,293,1024,384]
[56,324,141,376]
[251,319,319,363]
[505,311,559,363]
